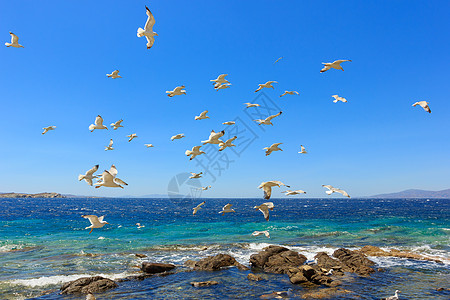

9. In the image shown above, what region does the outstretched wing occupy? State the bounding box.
[262,186,272,199]
[10,32,19,44]
[266,111,282,122]
[86,165,99,176]
[95,115,104,126]
[115,178,128,186]
[258,205,270,221]
[145,35,155,49]
[144,6,156,31]
[82,215,99,226]
[109,165,118,177]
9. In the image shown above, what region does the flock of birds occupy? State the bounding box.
[6,5,424,299]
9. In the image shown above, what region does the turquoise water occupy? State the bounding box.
[0,198,449,299]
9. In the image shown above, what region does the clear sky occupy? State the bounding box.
[1,0,449,198]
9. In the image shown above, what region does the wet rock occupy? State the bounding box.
[200,246,208,251]
[190,280,219,287]
[141,262,176,274]
[358,245,443,264]
[135,253,147,258]
[332,248,375,276]
[287,265,334,286]
[301,287,352,299]
[436,287,450,291]
[186,254,247,271]
[60,276,118,294]
[247,273,263,281]
[314,252,346,276]
[250,245,307,274]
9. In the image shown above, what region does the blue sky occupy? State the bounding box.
[1,0,449,198]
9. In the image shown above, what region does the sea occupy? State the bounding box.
[0,198,449,299]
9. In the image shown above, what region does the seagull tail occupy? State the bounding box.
[88,124,96,131]
[5,43,11,47]
[137,27,145,37]
[333,99,338,103]
[78,175,84,181]
[326,191,333,195]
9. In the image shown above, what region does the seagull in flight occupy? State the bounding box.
[254,111,282,126]
[105,139,114,151]
[166,85,186,97]
[137,6,158,49]
[222,121,235,125]
[254,202,274,221]
[280,91,299,97]
[320,59,352,73]
[263,143,283,156]
[252,230,270,238]
[199,185,211,191]
[219,136,237,151]
[82,215,109,234]
[412,101,431,113]
[171,133,185,141]
[42,126,56,135]
[215,83,231,91]
[110,120,123,130]
[106,70,122,79]
[127,133,138,142]
[5,32,24,48]
[202,130,225,145]
[136,223,145,229]
[210,74,229,86]
[189,172,203,179]
[78,165,100,186]
[89,115,108,132]
[322,185,351,198]
[195,110,210,120]
[298,145,307,154]
[244,103,260,108]
[95,165,128,189]
[274,57,283,64]
[144,144,154,148]
[255,81,277,92]
[282,190,306,196]
[259,181,290,199]
[219,204,235,215]
[193,201,205,215]
[332,95,347,103]
[185,145,205,160]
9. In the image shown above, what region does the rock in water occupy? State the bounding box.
[287,265,333,286]
[135,253,147,258]
[190,281,219,287]
[60,276,118,294]
[250,245,307,274]
[185,254,248,271]
[247,273,263,281]
[141,262,176,274]
[332,248,375,276]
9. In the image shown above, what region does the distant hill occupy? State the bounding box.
[369,189,450,198]
[0,192,65,198]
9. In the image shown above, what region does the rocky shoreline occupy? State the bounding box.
[0,192,65,198]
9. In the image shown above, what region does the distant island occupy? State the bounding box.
[0,192,65,198]
[370,188,450,198]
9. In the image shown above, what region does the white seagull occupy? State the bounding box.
[127,133,138,142]
[252,230,270,238]
[199,185,211,191]
[166,85,186,97]
[5,32,24,48]
[219,136,237,151]
[264,143,283,156]
[171,133,185,141]
[412,101,431,113]
[280,91,299,97]
[259,181,290,200]
[322,185,351,198]
[137,6,158,49]
[136,223,145,229]
[189,172,203,179]
[298,145,307,154]
[282,190,306,196]
[78,165,100,186]
[106,70,122,79]
[210,74,229,86]
[332,95,347,103]
[202,130,225,145]
[320,59,352,73]
[244,103,260,108]
[255,81,277,92]
[110,119,123,130]
[254,202,274,221]
[215,83,231,91]
[82,215,109,234]
[95,165,128,189]
[219,204,235,215]
[105,139,114,151]
[254,111,282,126]
[195,110,210,120]
[89,115,108,132]
[42,126,56,135]
[222,121,235,125]
[185,145,205,160]
[144,144,154,148]
[193,201,205,215]
[382,290,401,300]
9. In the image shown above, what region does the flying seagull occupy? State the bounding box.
[320,60,352,73]
[219,136,237,151]
[127,133,138,142]
[199,185,211,191]
[110,119,123,130]
[166,85,186,97]
[258,181,290,199]
[144,144,154,148]
[254,111,282,126]
[254,202,274,221]
[105,139,114,151]
[274,57,283,64]
[106,70,122,79]
[136,223,145,229]
[78,165,100,186]
[280,91,299,97]
[195,110,210,120]
[202,130,225,145]
[82,215,109,234]
[282,190,306,195]
[298,145,307,154]
[210,74,229,86]
[332,95,347,103]
[322,185,351,198]
[215,83,231,91]
[89,115,108,132]
[95,165,128,189]
[263,143,283,156]
[193,201,205,215]
[412,101,431,113]
[171,133,185,141]
[5,32,24,48]
[244,103,260,108]
[219,204,235,215]
[42,126,56,135]
[381,290,401,300]
[137,6,158,49]
[222,121,235,125]
[185,145,205,160]
[252,230,270,238]
[189,172,203,179]
[255,81,277,92]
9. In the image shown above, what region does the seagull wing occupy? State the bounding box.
[108,139,113,147]
[109,165,118,178]
[10,32,19,44]
[112,70,119,76]
[85,165,99,176]
[320,65,331,73]
[115,178,128,186]
[145,36,155,49]
[335,189,350,198]
[144,6,156,32]
[258,205,270,221]
[199,110,208,118]
[192,145,202,152]
[322,185,333,190]
[98,216,105,222]
[266,111,282,122]
[334,59,351,64]
[262,186,272,199]
[101,171,115,184]
[223,204,233,210]
[95,115,104,127]
[82,215,100,226]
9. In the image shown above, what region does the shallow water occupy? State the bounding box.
[0,198,449,299]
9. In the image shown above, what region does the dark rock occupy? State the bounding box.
[287,265,334,287]
[250,245,307,274]
[60,276,118,294]
[190,281,219,287]
[377,268,385,272]
[135,253,147,258]
[314,252,346,276]
[187,254,247,271]
[436,287,450,291]
[358,245,443,264]
[301,287,352,299]
[247,273,263,281]
[141,262,176,274]
[332,248,375,276]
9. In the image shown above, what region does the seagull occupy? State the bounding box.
[282,190,306,195]
[5,32,24,48]
[136,223,145,229]
[110,119,124,130]
[42,126,56,135]
[219,136,237,151]
[195,110,210,120]
[222,121,235,125]
[244,103,260,108]
[78,165,100,186]
[254,202,274,221]
[263,143,283,156]
[189,172,203,179]
[185,145,205,160]
[298,145,307,154]
[106,70,122,79]
[144,144,154,148]
[137,6,158,49]
[382,290,401,300]
[105,139,114,151]
[210,74,229,86]
[199,185,211,191]
[171,133,185,141]
[95,165,127,189]
[320,59,352,73]
[255,81,277,92]
[82,215,109,234]
[215,83,231,91]
[89,115,108,132]
[254,111,282,125]
[127,133,138,142]
[86,293,96,300]
[193,201,205,215]
[280,91,299,97]
[166,85,186,97]
[252,230,270,238]
[202,130,225,145]
[412,101,431,113]
[274,57,283,64]
[323,268,333,276]
[219,204,235,215]
[332,95,347,103]
[322,185,351,198]
[259,181,290,199]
